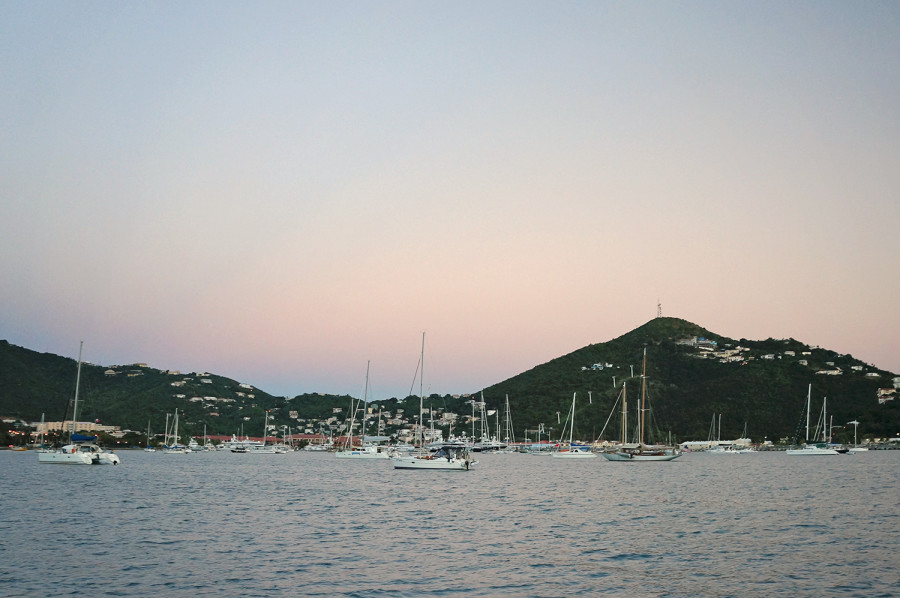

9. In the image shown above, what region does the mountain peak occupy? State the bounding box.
[614,317,721,346]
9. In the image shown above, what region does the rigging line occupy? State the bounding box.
[408,356,421,399]
[597,384,625,441]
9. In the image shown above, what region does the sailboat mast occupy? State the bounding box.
[418,332,425,448]
[363,361,370,443]
[640,347,647,445]
[622,382,628,445]
[805,384,812,442]
[71,341,84,443]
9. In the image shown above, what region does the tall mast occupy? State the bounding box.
[363,360,370,443]
[418,332,425,448]
[71,341,84,443]
[640,347,647,445]
[569,393,576,445]
[805,384,812,442]
[262,410,268,446]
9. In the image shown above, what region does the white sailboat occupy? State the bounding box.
[493,395,516,453]
[602,348,681,462]
[144,419,156,452]
[787,385,839,456]
[847,420,868,452]
[552,393,596,459]
[163,409,189,453]
[38,342,121,465]
[245,411,288,453]
[393,333,476,470]
[336,362,391,459]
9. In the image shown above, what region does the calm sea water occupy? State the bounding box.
[1,449,897,597]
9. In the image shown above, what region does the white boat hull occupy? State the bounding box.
[38,443,120,465]
[602,450,681,462]
[335,451,390,459]
[392,456,474,470]
[37,450,94,465]
[551,451,597,459]
[786,445,839,456]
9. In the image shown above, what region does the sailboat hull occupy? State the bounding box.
[392,456,473,470]
[551,451,597,459]
[335,451,390,459]
[786,445,839,456]
[602,450,681,462]
[37,449,95,465]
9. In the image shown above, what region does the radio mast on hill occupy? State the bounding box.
[657,300,662,318]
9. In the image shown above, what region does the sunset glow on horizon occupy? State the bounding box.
[2,2,898,398]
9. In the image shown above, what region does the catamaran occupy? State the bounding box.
[38,342,121,465]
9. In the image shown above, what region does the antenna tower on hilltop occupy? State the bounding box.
[657,301,662,318]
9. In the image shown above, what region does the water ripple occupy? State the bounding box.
[2,450,899,596]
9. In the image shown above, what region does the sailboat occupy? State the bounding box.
[38,342,121,465]
[786,385,839,456]
[245,411,288,453]
[847,420,868,452]
[393,333,476,470]
[336,362,391,459]
[552,393,597,459]
[144,419,156,452]
[163,409,189,454]
[602,347,681,462]
[494,395,516,453]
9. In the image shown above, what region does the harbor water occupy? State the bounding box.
[1,449,898,597]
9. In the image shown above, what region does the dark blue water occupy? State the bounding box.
[1,449,897,597]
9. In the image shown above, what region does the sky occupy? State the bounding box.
[2,1,898,399]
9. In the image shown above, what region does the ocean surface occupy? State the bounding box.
[1,448,898,597]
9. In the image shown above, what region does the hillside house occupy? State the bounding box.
[817,368,843,376]
[877,389,896,404]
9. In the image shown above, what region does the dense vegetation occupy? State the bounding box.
[2,318,897,446]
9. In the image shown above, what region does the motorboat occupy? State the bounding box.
[392,441,476,470]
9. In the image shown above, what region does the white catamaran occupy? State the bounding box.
[38,342,120,465]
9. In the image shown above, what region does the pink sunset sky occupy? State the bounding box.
[2,2,898,399]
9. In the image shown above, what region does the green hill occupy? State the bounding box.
[478,318,898,443]
[0,340,353,440]
[1,317,897,445]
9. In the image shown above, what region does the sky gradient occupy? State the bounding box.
[2,1,898,399]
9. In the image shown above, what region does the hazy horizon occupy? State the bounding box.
[2,2,898,398]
